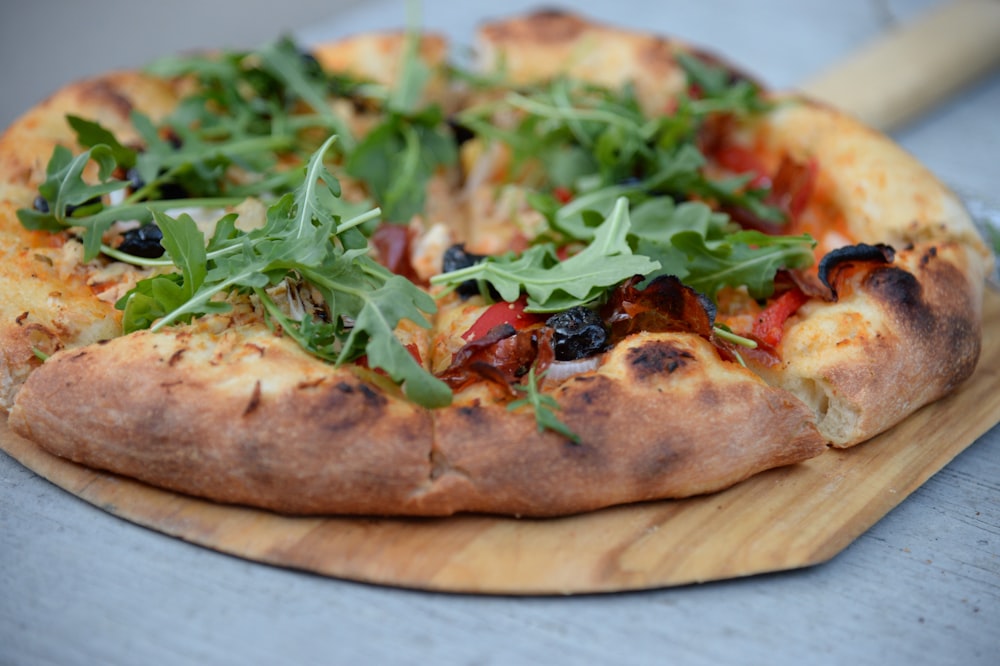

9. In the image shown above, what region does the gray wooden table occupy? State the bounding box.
[2,1,998,664]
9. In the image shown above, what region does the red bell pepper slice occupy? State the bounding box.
[752,288,809,348]
[462,297,545,343]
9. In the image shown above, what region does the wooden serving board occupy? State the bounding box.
[3,291,999,595]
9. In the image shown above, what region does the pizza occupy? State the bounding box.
[0,10,992,517]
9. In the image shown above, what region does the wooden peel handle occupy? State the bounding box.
[799,0,1000,132]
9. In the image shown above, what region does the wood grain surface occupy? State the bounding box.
[3,289,998,595]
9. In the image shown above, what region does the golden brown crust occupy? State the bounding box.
[475,9,690,114]
[0,72,180,410]
[0,72,178,208]
[752,241,985,447]
[8,328,825,516]
[755,100,993,262]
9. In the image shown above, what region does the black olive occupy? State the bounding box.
[442,243,486,272]
[125,166,188,200]
[447,118,475,146]
[33,195,49,213]
[125,167,146,192]
[442,244,496,298]
[118,224,165,258]
[546,306,608,361]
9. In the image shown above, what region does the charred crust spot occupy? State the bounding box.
[638,38,675,72]
[167,349,185,366]
[864,266,923,312]
[78,79,134,120]
[15,312,28,326]
[358,383,387,407]
[243,380,262,416]
[296,378,325,390]
[627,342,694,380]
[336,381,354,393]
[920,246,938,267]
[633,445,685,485]
[483,10,586,43]
[458,405,478,418]
[67,350,88,362]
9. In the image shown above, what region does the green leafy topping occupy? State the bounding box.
[455,70,780,224]
[117,136,451,408]
[345,27,456,221]
[432,197,660,311]
[508,365,579,443]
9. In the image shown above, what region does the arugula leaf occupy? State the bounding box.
[344,28,456,222]
[669,229,815,300]
[16,144,129,259]
[508,365,579,443]
[346,112,456,222]
[66,115,137,168]
[432,197,660,311]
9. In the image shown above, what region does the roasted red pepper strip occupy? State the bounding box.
[553,186,574,204]
[713,144,771,189]
[462,297,546,343]
[752,288,809,348]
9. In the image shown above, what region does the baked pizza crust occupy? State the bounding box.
[0,9,990,516]
[8,326,824,516]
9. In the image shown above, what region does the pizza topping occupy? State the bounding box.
[461,297,545,343]
[370,223,419,281]
[545,306,608,361]
[602,275,715,343]
[432,197,660,312]
[724,156,818,234]
[751,287,810,349]
[117,224,166,258]
[438,322,551,393]
[441,243,492,298]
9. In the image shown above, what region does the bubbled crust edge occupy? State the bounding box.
[474,9,692,115]
[7,327,440,516]
[753,241,985,447]
[0,72,180,411]
[9,329,826,517]
[758,99,993,266]
[0,71,180,207]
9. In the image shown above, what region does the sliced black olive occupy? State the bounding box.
[546,306,608,361]
[447,117,475,146]
[125,166,188,200]
[125,167,146,192]
[34,194,103,216]
[442,244,495,298]
[118,224,165,258]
